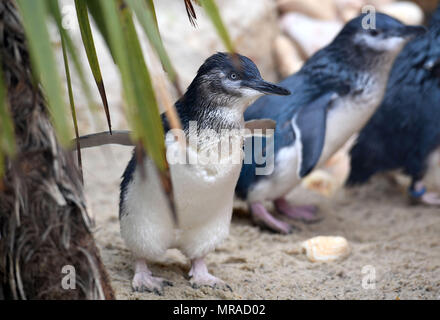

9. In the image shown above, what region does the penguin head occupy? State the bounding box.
[186,52,290,110]
[333,13,426,68]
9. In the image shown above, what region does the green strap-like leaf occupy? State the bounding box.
[98,0,177,224]
[126,0,178,86]
[61,34,83,181]
[16,0,71,145]
[75,0,112,134]
[47,0,95,110]
[97,0,166,166]
[145,0,158,28]
[120,2,167,169]
[85,1,110,49]
[200,0,235,52]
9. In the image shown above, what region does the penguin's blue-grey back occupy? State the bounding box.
[347,7,440,185]
[235,29,357,199]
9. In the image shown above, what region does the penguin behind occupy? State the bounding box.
[347,6,440,206]
[235,13,426,234]
[119,53,290,294]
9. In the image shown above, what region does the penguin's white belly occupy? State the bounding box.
[120,142,243,261]
[317,88,383,167]
[247,139,302,202]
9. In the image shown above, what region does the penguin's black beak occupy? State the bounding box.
[244,79,291,96]
[398,25,426,39]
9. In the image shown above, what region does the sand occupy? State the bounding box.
[82,145,440,300]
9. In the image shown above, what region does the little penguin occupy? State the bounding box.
[235,13,426,234]
[119,52,290,294]
[347,5,440,206]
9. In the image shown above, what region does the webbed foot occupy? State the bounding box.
[250,202,293,234]
[274,198,320,223]
[189,258,232,291]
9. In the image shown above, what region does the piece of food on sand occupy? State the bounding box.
[301,236,350,262]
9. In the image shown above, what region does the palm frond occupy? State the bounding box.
[74,0,112,133]
[184,0,198,27]
[15,0,71,145]
[96,0,178,224]
[46,0,96,114]
[61,34,83,181]
[126,0,183,95]
[200,0,235,52]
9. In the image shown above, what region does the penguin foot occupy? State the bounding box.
[189,258,232,291]
[132,272,173,295]
[190,274,232,291]
[250,202,293,234]
[409,181,440,206]
[274,198,320,223]
[421,192,440,206]
[132,259,173,295]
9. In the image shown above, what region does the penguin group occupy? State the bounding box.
[78,8,438,294]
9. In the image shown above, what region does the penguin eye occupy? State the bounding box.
[229,73,239,81]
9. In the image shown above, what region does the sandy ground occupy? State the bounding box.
[82,145,440,300]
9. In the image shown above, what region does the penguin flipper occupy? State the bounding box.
[296,92,335,178]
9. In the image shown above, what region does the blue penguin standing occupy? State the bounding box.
[347,6,440,206]
[119,53,290,294]
[235,13,426,234]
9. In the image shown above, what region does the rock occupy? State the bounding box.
[335,0,365,22]
[379,1,425,25]
[411,0,439,16]
[302,170,338,198]
[365,0,394,8]
[280,13,343,58]
[302,136,354,197]
[301,236,351,262]
[156,0,280,88]
[273,35,304,78]
[301,149,350,198]
[276,0,338,21]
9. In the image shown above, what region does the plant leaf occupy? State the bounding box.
[200,0,235,52]
[145,0,158,28]
[98,0,178,225]
[75,0,112,134]
[85,1,110,49]
[61,33,83,181]
[126,0,178,87]
[15,0,71,146]
[47,0,96,113]
[184,0,198,27]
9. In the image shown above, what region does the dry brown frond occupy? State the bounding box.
[0,0,114,300]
